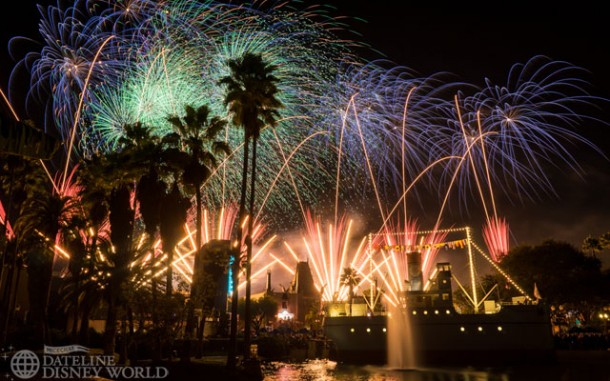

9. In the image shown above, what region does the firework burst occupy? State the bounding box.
[430,56,602,211]
[282,210,368,302]
[482,217,510,262]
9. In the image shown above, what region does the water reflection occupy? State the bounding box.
[262,360,510,381]
[261,358,610,381]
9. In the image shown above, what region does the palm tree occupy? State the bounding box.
[166,104,230,312]
[1,114,59,346]
[582,235,603,257]
[76,167,112,346]
[219,52,282,362]
[159,183,190,296]
[117,123,175,297]
[115,123,189,298]
[16,167,79,345]
[110,122,192,358]
[0,155,30,346]
[340,267,361,317]
[60,224,111,345]
[80,143,141,355]
[119,123,170,348]
[123,123,168,243]
[120,123,172,297]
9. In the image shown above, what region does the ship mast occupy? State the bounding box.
[466,226,479,313]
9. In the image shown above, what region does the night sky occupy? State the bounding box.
[1,1,609,261]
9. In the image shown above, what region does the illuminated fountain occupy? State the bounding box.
[387,251,421,369]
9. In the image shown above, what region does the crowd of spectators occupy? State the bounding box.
[551,306,610,350]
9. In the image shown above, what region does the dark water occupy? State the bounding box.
[261,353,610,381]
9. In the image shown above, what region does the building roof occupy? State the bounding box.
[290,261,318,296]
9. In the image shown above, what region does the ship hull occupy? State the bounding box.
[323,304,555,365]
[323,315,387,364]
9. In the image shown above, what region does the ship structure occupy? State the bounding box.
[323,251,554,365]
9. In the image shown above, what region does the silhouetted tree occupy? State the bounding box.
[340,267,360,316]
[500,240,610,305]
[220,52,282,363]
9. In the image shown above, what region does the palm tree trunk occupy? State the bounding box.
[118,315,127,364]
[166,248,173,295]
[105,186,135,355]
[182,187,204,362]
[127,306,136,365]
[151,277,161,362]
[3,259,22,344]
[9,263,22,324]
[244,137,258,358]
[71,274,80,341]
[103,286,118,355]
[42,242,56,345]
[79,300,92,345]
[227,134,249,370]
[185,187,203,341]
[79,236,98,345]
[26,246,55,347]
[152,275,158,330]
[196,307,206,359]
[349,286,353,317]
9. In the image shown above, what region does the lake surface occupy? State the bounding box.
[261,352,610,381]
